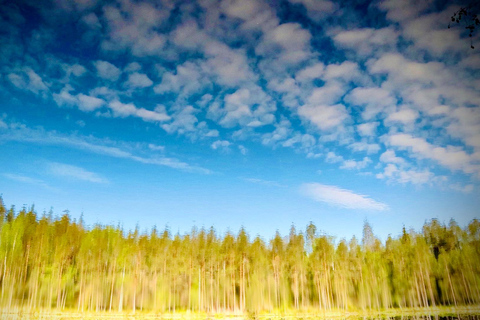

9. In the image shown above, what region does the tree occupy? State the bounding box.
[449,4,480,49]
[0,196,6,231]
[362,220,375,251]
[1,198,480,313]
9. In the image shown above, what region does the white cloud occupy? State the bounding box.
[325,151,373,170]
[77,94,105,111]
[368,53,450,87]
[307,152,322,159]
[379,150,405,164]
[448,107,480,150]
[296,63,325,82]
[449,183,474,193]
[300,183,388,210]
[66,64,87,77]
[124,72,153,89]
[268,77,300,95]
[172,20,209,50]
[25,69,49,93]
[357,122,378,137]
[124,62,142,72]
[376,163,398,179]
[89,86,119,100]
[109,100,170,122]
[378,0,431,22]
[340,157,372,170]
[271,23,311,51]
[204,42,253,87]
[48,162,108,183]
[53,87,105,112]
[459,55,480,70]
[129,154,211,174]
[333,27,398,56]
[7,68,49,95]
[257,22,312,64]
[173,23,255,88]
[161,105,199,134]
[298,103,348,131]
[148,143,165,151]
[326,151,343,163]
[267,76,302,109]
[197,94,213,108]
[211,140,231,150]
[398,168,432,184]
[385,107,419,124]
[323,61,362,82]
[362,50,480,183]
[307,82,345,105]
[261,119,292,146]
[219,0,278,32]
[222,0,263,20]
[82,12,101,29]
[154,61,207,96]
[349,142,380,154]
[371,59,445,113]
[282,133,316,150]
[288,0,336,21]
[94,60,121,81]
[376,164,434,185]
[238,145,247,155]
[401,9,465,55]
[0,122,210,174]
[101,3,169,56]
[388,133,480,177]
[53,86,77,106]
[216,86,275,128]
[205,129,219,137]
[136,106,171,122]
[3,173,54,190]
[108,100,137,117]
[345,87,396,120]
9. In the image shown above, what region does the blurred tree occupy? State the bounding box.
[0,197,5,231]
[0,198,479,312]
[362,220,375,251]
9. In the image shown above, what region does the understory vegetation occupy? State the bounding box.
[0,198,479,314]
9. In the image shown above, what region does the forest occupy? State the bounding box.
[0,198,479,314]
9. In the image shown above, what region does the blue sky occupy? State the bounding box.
[0,0,479,241]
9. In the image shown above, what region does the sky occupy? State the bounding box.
[0,0,479,242]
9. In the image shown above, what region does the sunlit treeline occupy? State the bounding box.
[0,198,479,313]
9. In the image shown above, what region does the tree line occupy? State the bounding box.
[0,198,479,314]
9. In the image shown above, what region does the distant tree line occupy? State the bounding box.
[0,198,479,314]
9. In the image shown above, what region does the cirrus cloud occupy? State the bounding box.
[300,183,389,210]
[48,162,108,183]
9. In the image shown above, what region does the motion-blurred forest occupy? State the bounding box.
[0,198,479,314]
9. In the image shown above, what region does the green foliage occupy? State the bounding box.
[0,201,479,313]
